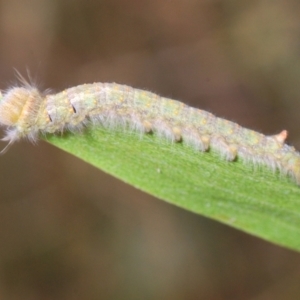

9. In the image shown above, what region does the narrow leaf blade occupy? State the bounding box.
[46,127,300,252]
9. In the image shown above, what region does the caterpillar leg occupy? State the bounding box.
[211,136,237,161]
[172,127,182,142]
[142,121,153,133]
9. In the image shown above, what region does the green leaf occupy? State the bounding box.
[46,126,300,252]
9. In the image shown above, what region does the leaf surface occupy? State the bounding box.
[47,127,300,252]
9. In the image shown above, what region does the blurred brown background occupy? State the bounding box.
[0,0,300,299]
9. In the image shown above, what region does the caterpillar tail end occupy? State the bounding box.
[285,156,300,186]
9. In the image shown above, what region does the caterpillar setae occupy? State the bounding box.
[0,79,300,185]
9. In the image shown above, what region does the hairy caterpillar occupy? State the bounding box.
[0,80,300,185]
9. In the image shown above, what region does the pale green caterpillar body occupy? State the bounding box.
[0,81,300,184]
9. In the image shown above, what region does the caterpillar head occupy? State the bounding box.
[0,87,41,127]
[0,87,42,153]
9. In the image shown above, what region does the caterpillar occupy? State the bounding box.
[0,80,300,185]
